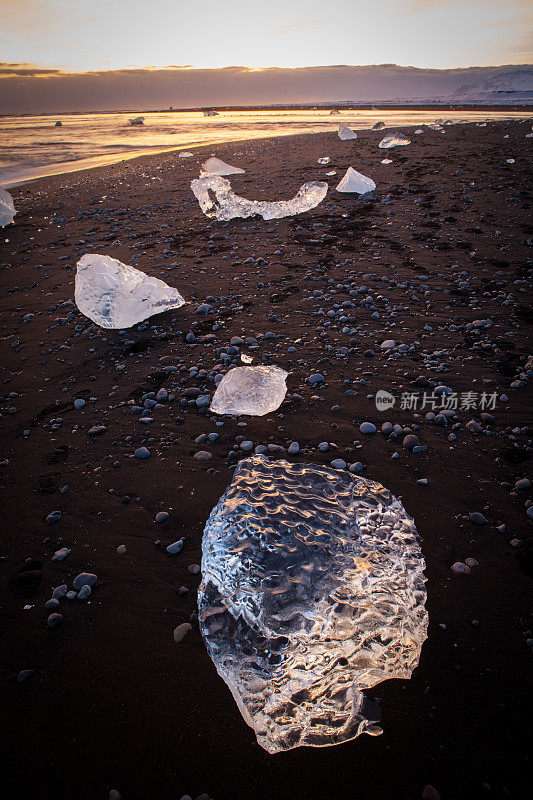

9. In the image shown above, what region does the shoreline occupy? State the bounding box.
[1,119,532,800]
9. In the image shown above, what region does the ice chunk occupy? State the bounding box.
[0,187,16,227]
[200,157,245,176]
[336,167,376,194]
[317,157,330,164]
[128,116,144,125]
[372,121,385,130]
[210,366,288,416]
[191,175,327,221]
[338,124,357,140]
[414,129,424,134]
[378,134,411,149]
[178,151,194,158]
[325,170,337,176]
[381,159,392,164]
[74,254,185,329]
[203,109,219,116]
[198,457,428,754]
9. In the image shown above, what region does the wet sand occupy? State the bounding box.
[0,120,532,800]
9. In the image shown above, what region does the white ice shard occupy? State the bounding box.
[191,175,328,221]
[128,116,144,125]
[336,167,376,194]
[378,134,411,149]
[0,187,16,228]
[210,366,288,416]
[338,124,357,140]
[372,121,385,130]
[414,129,424,134]
[198,457,428,754]
[325,170,337,176]
[381,159,392,164]
[74,254,185,329]
[317,157,330,164]
[178,151,194,158]
[200,157,245,176]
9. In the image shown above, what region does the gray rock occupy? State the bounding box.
[47,612,63,628]
[73,572,97,590]
[173,623,192,642]
[156,511,169,523]
[167,539,184,555]
[52,547,70,561]
[135,446,150,459]
[331,459,347,469]
[52,584,68,599]
[403,434,419,450]
[77,585,92,600]
[359,422,376,434]
[450,562,471,575]
[469,512,487,525]
[194,450,212,461]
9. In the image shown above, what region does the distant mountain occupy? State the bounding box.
[449,67,533,104]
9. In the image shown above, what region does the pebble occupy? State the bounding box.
[194,450,212,461]
[17,670,35,684]
[73,572,97,590]
[77,585,92,600]
[73,398,86,410]
[135,446,150,459]
[173,623,192,642]
[166,540,184,555]
[52,583,68,599]
[116,545,127,553]
[47,612,63,628]
[359,422,376,434]
[46,510,62,524]
[450,562,471,575]
[469,512,487,525]
[188,564,201,574]
[403,434,419,450]
[52,547,70,562]
[331,459,346,469]
[45,598,60,610]
[155,511,169,523]
[288,442,300,454]
[422,787,441,800]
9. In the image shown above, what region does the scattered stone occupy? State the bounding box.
[173,623,192,642]
[73,572,97,590]
[47,612,63,628]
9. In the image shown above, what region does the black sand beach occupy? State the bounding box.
[1,120,532,800]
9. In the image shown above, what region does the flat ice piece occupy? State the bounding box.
[191,175,327,221]
[74,254,185,329]
[0,187,16,227]
[336,167,376,194]
[317,157,330,164]
[210,366,288,416]
[381,159,392,164]
[338,124,357,140]
[378,134,411,149]
[325,170,337,176]
[178,151,194,158]
[200,157,245,176]
[129,116,144,125]
[198,457,428,754]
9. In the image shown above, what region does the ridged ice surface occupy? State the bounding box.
[0,187,16,227]
[378,133,411,149]
[198,457,428,754]
[210,366,288,416]
[191,175,328,221]
[75,254,185,329]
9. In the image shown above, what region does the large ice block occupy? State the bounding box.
[378,133,411,149]
[338,124,358,140]
[198,457,428,753]
[74,254,185,329]
[336,167,376,194]
[0,187,16,227]
[210,366,288,416]
[191,175,327,221]
[200,157,244,176]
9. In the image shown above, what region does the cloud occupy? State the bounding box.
[0,62,62,77]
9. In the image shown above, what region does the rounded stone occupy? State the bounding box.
[73,572,97,590]
[359,422,376,434]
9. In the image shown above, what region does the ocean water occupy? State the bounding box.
[1,108,532,188]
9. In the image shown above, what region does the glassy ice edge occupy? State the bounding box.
[74,253,186,329]
[190,175,328,221]
[0,187,16,227]
[198,457,428,754]
[210,366,288,416]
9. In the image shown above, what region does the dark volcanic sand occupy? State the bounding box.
[1,121,532,800]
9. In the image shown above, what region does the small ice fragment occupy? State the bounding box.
[381,159,393,164]
[0,187,16,227]
[210,366,288,416]
[338,124,357,140]
[128,116,144,125]
[317,157,330,164]
[200,157,245,176]
[414,129,424,134]
[198,457,428,753]
[325,170,337,176]
[240,353,253,364]
[336,167,376,194]
[191,175,327,221]
[75,254,186,329]
[178,151,194,158]
[506,158,515,164]
[203,109,219,116]
[379,134,411,149]
[372,121,385,130]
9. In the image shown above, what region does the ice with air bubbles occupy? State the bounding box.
[338,124,357,140]
[74,254,185,329]
[210,366,288,416]
[378,134,411,149]
[191,175,327,221]
[198,457,428,754]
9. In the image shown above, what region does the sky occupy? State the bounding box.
[1,0,532,72]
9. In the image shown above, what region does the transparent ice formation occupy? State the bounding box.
[379,134,411,149]
[317,157,330,164]
[198,457,428,754]
[178,151,194,158]
[338,124,358,140]
[74,254,185,329]
[0,187,16,227]
[191,176,328,221]
[200,157,245,176]
[210,366,288,416]
[336,167,376,194]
